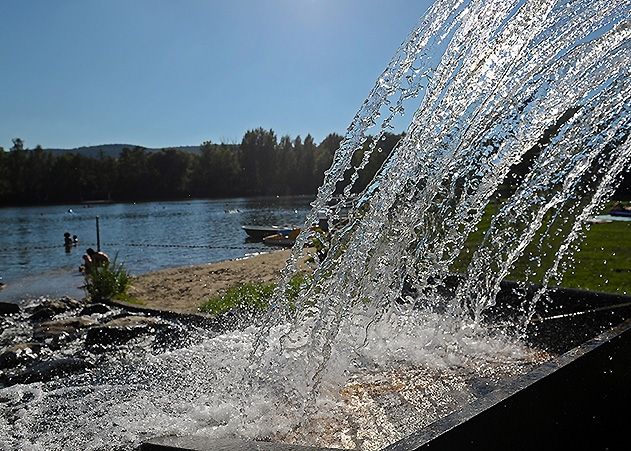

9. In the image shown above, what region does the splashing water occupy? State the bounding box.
[1,0,629,449]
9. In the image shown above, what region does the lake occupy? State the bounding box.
[0,196,313,302]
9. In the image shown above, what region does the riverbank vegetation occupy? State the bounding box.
[198,272,310,315]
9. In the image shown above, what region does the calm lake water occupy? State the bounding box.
[0,196,313,302]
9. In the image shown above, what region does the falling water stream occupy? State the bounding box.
[1,0,629,449]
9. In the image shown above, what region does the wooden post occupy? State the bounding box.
[96,216,101,252]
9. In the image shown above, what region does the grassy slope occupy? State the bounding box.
[566,221,631,295]
[455,203,631,295]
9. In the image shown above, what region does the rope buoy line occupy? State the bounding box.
[0,244,62,252]
[114,242,261,250]
[0,242,262,253]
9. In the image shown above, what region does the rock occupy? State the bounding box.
[29,298,83,321]
[2,358,92,386]
[29,306,57,322]
[0,343,42,370]
[79,303,111,316]
[0,302,20,315]
[84,316,170,352]
[33,316,99,340]
[58,296,84,309]
[101,316,163,328]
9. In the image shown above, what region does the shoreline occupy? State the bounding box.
[1,248,309,312]
[126,250,294,313]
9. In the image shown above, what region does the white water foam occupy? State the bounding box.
[0,308,543,450]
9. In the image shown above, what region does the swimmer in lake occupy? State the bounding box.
[64,232,73,253]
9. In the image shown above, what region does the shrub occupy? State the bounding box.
[84,255,131,302]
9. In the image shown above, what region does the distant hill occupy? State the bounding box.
[44,144,202,159]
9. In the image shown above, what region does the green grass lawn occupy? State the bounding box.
[563,221,631,295]
[454,202,631,296]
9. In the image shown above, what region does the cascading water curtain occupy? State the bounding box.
[250,0,630,413]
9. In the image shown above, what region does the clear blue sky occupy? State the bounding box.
[0,0,432,150]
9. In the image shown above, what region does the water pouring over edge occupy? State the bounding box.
[1,0,629,449]
[250,0,630,414]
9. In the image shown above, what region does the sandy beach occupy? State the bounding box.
[128,250,296,313]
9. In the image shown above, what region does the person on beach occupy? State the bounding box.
[80,253,93,273]
[72,235,79,245]
[81,248,110,273]
[88,248,109,266]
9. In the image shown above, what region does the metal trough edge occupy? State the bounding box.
[387,316,631,450]
[140,289,631,451]
[139,437,337,451]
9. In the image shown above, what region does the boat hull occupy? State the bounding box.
[242,225,295,241]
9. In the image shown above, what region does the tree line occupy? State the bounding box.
[0,129,403,206]
[0,128,628,207]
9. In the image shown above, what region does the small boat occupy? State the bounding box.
[609,208,631,217]
[587,216,613,224]
[263,228,301,247]
[242,225,296,241]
